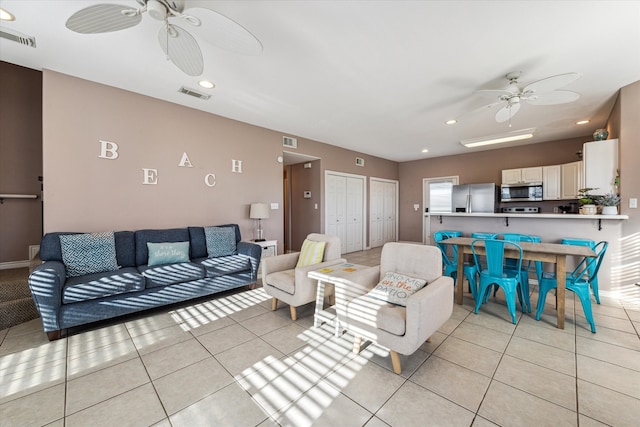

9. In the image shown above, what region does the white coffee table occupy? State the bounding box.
[308,263,373,337]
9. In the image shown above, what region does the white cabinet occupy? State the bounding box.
[583,139,618,196]
[561,161,583,199]
[251,239,277,275]
[502,167,543,184]
[542,165,561,200]
[502,169,522,184]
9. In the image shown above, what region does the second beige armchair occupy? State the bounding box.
[261,233,346,320]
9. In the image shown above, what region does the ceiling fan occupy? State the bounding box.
[471,71,581,125]
[65,0,262,76]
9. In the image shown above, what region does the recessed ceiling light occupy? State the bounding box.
[421,149,429,153]
[0,7,15,21]
[445,119,457,125]
[198,80,215,89]
[576,120,590,125]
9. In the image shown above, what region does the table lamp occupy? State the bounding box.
[249,203,269,242]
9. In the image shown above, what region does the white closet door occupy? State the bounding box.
[383,181,397,243]
[326,174,347,251]
[326,172,365,254]
[369,179,384,248]
[346,176,364,253]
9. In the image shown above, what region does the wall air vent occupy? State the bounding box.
[178,86,210,100]
[283,136,297,148]
[0,27,36,47]
[355,157,365,167]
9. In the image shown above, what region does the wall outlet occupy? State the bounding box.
[630,198,638,209]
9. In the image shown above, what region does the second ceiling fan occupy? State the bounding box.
[471,71,581,125]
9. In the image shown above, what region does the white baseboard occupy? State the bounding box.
[0,260,31,270]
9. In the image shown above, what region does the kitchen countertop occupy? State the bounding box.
[426,212,629,220]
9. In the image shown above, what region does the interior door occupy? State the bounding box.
[326,171,365,254]
[382,180,397,244]
[369,179,384,248]
[345,176,364,253]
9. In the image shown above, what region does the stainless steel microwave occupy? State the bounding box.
[501,182,543,202]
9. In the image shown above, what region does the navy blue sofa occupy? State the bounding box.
[28,224,261,340]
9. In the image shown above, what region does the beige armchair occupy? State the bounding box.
[261,234,346,320]
[334,242,454,374]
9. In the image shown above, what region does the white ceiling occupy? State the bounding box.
[1,1,639,162]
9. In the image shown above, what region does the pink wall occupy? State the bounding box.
[42,70,285,244]
[397,137,588,241]
[608,80,640,289]
[0,62,42,263]
[41,71,399,254]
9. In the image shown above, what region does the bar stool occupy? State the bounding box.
[433,231,478,300]
[561,238,599,304]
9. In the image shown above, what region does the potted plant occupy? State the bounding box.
[578,188,598,214]
[597,192,621,215]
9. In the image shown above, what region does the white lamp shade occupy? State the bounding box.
[249,203,270,219]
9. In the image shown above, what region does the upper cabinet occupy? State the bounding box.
[542,165,561,200]
[561,161,583,199]
[502,167,543,184]
[583,139,618,196]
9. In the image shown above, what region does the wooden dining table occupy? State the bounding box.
[440,237,596,329]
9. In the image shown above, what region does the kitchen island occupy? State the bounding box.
[426,212,628,296]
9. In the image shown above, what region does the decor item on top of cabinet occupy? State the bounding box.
[597,192,621,215]
[578,188,598,215]
[592,129,609,141]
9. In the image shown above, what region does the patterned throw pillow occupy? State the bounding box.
[204,226,237,258]
[60,232,119,278]
[366,271,427,307]
[147,241,190,266]
[296,239,326,268]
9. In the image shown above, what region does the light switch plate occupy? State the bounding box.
[270,203,279,210]
[630,198,638,208]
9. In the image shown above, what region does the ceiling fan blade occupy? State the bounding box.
[525,90,580,105]
[523,72,581,93]
[469,100,505,114]
[495,103,520,123]
[158,25,204,76]
[185,7,263,55]
[66,4,142,34]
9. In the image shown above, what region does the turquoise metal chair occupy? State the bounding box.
[471,232,498,239]
[500,233,542,313]
[434,231,478,300]
[561,238,600,304]
[472,239,527,324]
[535,241,608,333]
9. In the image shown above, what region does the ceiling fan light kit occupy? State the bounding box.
[460,128,536,148]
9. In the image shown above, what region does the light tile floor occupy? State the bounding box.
[1,247,639,426]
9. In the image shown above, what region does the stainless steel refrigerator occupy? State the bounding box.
[452,183,499,213]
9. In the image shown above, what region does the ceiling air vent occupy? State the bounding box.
[0,27,36,47]
[178,86,210,100]
[283,136,297,148]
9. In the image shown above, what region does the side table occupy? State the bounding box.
[308,263,373,337]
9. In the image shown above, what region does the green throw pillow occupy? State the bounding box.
[296,239,326,268]
[60,231,119,278]
[147,241,190,266]
[366,271,427,307]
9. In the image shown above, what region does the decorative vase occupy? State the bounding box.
[580,204,597,215]
[593,129,609,141]
[601,206,618,215]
